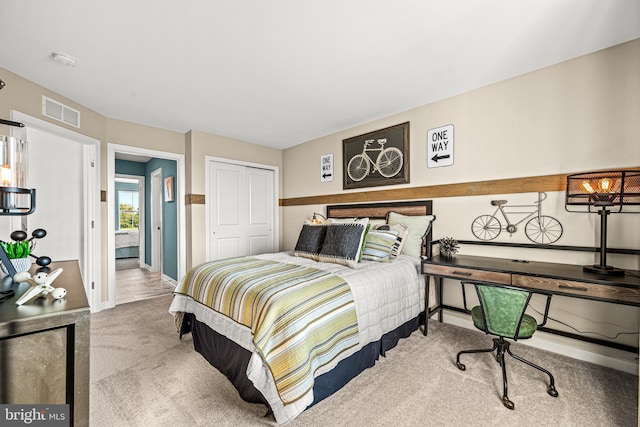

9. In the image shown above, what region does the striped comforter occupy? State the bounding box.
[174,257,359,404]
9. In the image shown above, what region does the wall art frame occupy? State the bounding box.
[164,175,174,202]
[342,122,410,190]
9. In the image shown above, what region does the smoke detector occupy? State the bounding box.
[51,52,77,67]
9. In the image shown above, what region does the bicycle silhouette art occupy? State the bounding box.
[471,192,563,244]
[347,138,403,182]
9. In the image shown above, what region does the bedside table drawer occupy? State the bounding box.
[513,275,640,305]
[423,264,511,285]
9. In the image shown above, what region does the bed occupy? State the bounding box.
[169,200,435,424]
[115,230,139,259]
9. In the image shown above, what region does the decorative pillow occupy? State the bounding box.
[375,223,409,259]
[293,224,327,261]
[361,229,399,262]
[367,219,387,227]
[387,212,435,258]
[357,223,372,262]
[318,219,369,268]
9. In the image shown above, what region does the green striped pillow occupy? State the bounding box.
[361,229,399,262]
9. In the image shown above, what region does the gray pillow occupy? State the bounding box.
[293,224,327,261]
[318,222,368,268]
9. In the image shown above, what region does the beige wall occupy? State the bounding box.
[283,39,640,247]
[282,39,640,363]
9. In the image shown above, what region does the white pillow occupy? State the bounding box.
[387,212,435,258]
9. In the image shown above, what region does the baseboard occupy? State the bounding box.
[440,312,639,375]
[140,263,178,287]
[161,273,177,287]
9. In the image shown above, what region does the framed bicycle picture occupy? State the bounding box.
[342,122,410,190]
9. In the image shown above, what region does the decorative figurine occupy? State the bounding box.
[8,228,52,267]
[14,268,66,305]
[439,236,460,258]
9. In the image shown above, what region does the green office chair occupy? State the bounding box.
[455,281,558,409]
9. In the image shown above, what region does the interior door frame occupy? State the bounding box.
[205,156,280,262]
[11,110,101,311]
[107,143,186,311]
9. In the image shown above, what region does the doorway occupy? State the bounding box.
[8,111,100,310]
[106,144,185,311]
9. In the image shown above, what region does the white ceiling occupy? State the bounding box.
[1,1,639,150]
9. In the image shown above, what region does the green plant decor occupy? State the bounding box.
[0,240,32,259]
[439,236,460,258]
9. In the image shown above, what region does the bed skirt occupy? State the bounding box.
[180,311,422,413]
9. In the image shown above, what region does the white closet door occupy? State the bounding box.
[247,167,274,255]
[208,161,274,260]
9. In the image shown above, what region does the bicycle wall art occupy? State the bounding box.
[342,122,409,190]
[471,192,563,244]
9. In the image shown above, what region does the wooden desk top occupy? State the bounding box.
[0,260,89,325]
[423,254,640,306]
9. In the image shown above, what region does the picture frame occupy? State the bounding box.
[164,176,174,202]
[343,122,410,190]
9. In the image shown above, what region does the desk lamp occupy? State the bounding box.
[565,170,640,276]
[0,131,37,279]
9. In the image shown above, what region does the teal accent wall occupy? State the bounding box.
[115,159,145,176]
[115,158,178,281]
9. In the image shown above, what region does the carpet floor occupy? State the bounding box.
[90,295,638,426]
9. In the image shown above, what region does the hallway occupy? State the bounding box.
[115,259,175,305]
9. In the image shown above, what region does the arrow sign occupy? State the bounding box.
[427,124,454,168]
[431,154,450,163]
[320,153,334,182]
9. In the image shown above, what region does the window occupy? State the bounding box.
[118,190,139,230]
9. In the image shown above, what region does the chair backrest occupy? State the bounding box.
[475,284,533,339]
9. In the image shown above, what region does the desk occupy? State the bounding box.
[0,260,90,426]
[421,255,640,352]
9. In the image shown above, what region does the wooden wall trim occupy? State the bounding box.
[186,194,205,205]
[280,173,568,207]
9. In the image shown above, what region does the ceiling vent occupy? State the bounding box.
[42,96,81,128]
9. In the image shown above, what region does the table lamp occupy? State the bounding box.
[0,132,37,279]
[565,170,640,276]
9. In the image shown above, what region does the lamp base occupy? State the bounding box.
[583,264,625,276]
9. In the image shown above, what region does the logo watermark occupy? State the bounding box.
[0,405,69,426]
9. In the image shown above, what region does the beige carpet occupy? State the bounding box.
[90,295,638,426]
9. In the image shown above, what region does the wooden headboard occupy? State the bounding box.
[326,200,434,256]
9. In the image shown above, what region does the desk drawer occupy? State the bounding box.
[513,275,640,305]
[424,264,511,285]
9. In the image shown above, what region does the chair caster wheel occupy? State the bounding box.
[502,396,514,410]
[547,385,559,398]
[455,361,466,371]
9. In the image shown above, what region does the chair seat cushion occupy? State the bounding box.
[471,305,537,339]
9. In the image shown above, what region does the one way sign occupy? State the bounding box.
[427,124,454,168]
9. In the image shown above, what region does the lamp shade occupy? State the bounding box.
[0,135,28,188]
[565,169,640,276]
[565,170,640,213]
[0,135,34,215]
